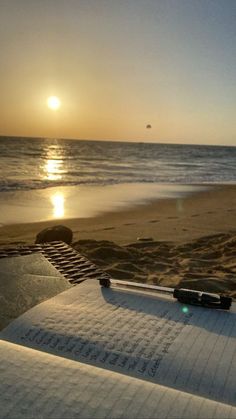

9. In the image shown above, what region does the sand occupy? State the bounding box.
[0,184,236,298]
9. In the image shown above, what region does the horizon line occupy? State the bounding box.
[0,134,235,148]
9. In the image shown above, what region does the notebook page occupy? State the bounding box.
[1,340,235,419]
[1,279,235,406]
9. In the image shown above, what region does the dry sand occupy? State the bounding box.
[1,184,236,298]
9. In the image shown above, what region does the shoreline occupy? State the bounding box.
[0,184,236,299]
[0,182,209,226]
[1,184,236,246]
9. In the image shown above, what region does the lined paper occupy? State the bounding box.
[1,279,235,408]
[1,340,236,419]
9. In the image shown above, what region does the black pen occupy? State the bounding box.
[99,278,232,310]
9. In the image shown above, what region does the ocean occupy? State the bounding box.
[0,136,236,225]
[1,136,236,192]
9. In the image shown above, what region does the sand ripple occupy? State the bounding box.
[73,233,236,298]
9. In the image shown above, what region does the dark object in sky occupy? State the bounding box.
[146,124,152,129]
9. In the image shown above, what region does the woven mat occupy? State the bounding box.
[0,241,111,285]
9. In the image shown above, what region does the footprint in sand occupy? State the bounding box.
[148,220,160,223]
[191,214,200,217]
[123,223,135,226]
[96,227,115,231]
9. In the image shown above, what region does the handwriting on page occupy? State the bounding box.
[20,293,192,380]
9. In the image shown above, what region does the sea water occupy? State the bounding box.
[1,136,236,191]
[0,136,236,224]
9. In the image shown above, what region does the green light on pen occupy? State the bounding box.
[182,306,189,314]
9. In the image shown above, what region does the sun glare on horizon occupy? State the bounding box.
[47,96,61,110]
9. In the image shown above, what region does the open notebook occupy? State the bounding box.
[0,256,236,418]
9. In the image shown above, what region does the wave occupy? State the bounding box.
[1,136,236,192]
[1,176,236,193]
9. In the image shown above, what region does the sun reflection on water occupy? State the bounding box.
[51,192,65,218]
[45,159,63,180]
[42,143,66,181]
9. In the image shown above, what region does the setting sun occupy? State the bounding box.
[47,96,61,110]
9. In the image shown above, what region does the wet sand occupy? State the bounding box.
[0,184,236,298]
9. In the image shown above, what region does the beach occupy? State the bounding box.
[1,184,236,299]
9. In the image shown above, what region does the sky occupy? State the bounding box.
[0,0,235,145]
